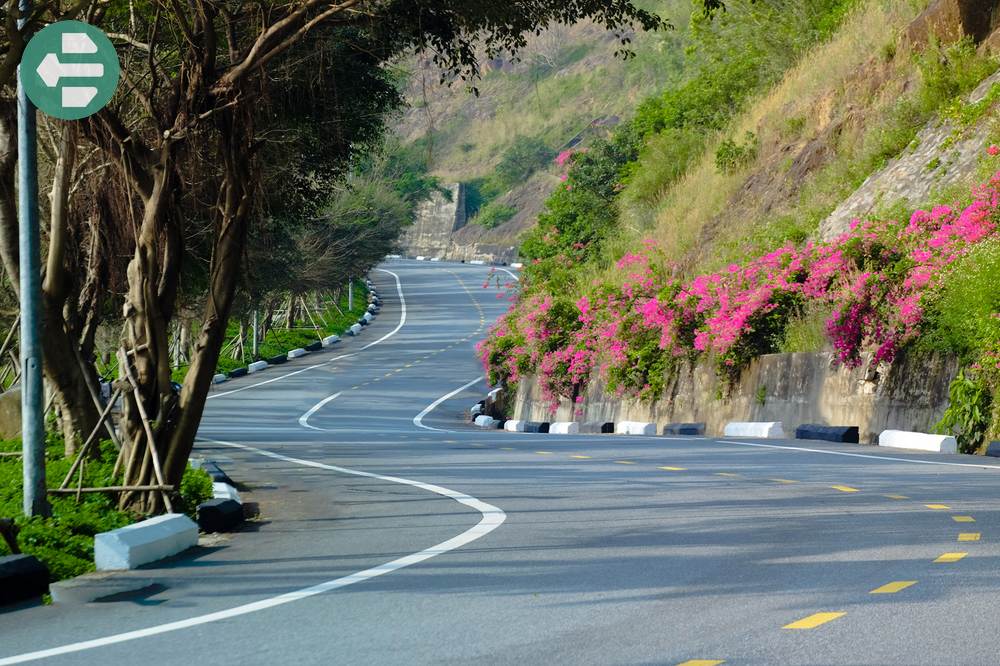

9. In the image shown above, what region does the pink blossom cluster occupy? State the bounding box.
[479,171,1000,405]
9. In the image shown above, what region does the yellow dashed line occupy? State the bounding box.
[783,612,846,629]
[884,494,909,500]
[659,466,686,471]
[770,478,798,484]
[870,581,916,594]
[925,504,950,510]
[351,386,361,390]
[500,447,515,451]
[953,516,976,523]
[384,373,393,378]
[570,455,592,460]
[615,460,637,465]
[831,485,859,493]
[715,472,740,478]
[934,552,968,563]
[535,451,553,455]
[676,661,725,666]
[958,533,981,542]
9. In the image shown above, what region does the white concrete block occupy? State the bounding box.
[247,360,268,374]
[362,312,374,323]
[470,260,485,265]
[879,430,958,454]
[474,415,497,428]
[287,348,307,359]
[487,387,503,401]
[416,256,426,261]
[615,421,657,436]
[211,373,227,384]
[322,335,340,347]
[368,304,377,313]
[212,482,242,503]
[95,514,198,571]
[511,263,524,269]
[550,422,580,435]
[504,420,527,432]
[430,257,441,262]
[724,421,785,439]
[471,403,483,416]
[348,323,362,336]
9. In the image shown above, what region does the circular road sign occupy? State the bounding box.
[20,20,121,121]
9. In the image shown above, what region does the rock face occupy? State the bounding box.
[820,70,1000,240]
[400,183,466,259]
[905,0,1000,47]
[513,351,958,444]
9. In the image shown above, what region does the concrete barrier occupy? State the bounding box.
[550,422,580,435]
[511,263,524,269]
[362,312,374,323]
[724,421,785,439]
[580,422,615,434]
[198,461,234,486]
[471,403,483,416]
[95,514,199,571]
[348,324,362,336]
[416,255,426,261]
[0,555,48,606]
[212,482,242,503]
[470,260,485,265]
[197,499,244,533]
[50,573,156,605]
[266,353,288,365]
[795,424,860,443]
[368,304,377,313]
[615,421,657,436]
[662,423,706,436]
[322,335,340,347]
[430,257,441,262]
[878,430,958,454]
[305,341,323,352]
[524,422,550,433]
[228,367,248,378]
[487,387,503,402]
[247,360,268,374]
[987,441,1000,457]
[504,420,527,432]
[211,373,227,384]
[474,415,498,428]
[287,348,308,359]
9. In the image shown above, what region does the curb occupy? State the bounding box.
[878,429,957,453]
[724,421,785,439]
[94,514,199,571]
[795,424,859,443]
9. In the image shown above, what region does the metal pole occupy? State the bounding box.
[348,280,353,312]
[18,0,48,517]
[251,310,258,358]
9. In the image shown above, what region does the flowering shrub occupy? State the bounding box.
[481,170,1000,410]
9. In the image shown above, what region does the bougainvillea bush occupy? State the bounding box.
[479,169,1000,414]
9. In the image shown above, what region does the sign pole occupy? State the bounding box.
[18,0,48,517]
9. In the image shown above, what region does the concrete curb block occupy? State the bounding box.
[987,441,1000,457]
[615,421,656,436]
[50,573,156,605]
[287,348,308,359]
[305,341,323,352]
[0,555,48,606]
[470,260,485,265]
[348,324,362,336]
[580,422,615,434]
[198,461,234,486]
[471,403,483,416]
[213,482,242,504]
[228,367,248,379]
[487,387,502,401]
[362,312,374,323]
[504,420,527,432]
[662,423,705,436]
[524,422,550,433]
[879,429,957,454]
[247,360,268,374]
[266,354,288,365]
[724,421,785,439]
[511,262,524,269]
[211,373,227,384]
[416,255,426,261]
[95,514,198,571]
[549,422,580,435]
[795,424,860,443]
[322,335,340,347]
[197,498,244,533]
[474,415,498,428]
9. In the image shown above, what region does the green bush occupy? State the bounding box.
[474,201,517,229]
[178,467,214,519]
[714,131,758,174]
[936,369,992,454]
[495,135,555,187]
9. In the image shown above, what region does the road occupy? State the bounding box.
[3,260,1000,665]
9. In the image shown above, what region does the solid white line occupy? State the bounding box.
[0,437,505,665]
[495,267,519,282]
[413,377,485,432]
[207,268,405,400]
[714,439,1000,471]
[297,391,342,431]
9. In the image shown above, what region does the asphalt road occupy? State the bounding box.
[3,260,1000,665]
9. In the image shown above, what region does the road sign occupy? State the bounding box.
[20,20,120,120]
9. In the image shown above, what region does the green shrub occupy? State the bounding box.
[474,201,517,229]
[715,131,759,174]
[936,369,992,454]
[178,467,214,519]
[495,135,555,187]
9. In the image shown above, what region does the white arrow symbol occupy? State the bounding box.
[36,53,104,88]
[62,87,98,108]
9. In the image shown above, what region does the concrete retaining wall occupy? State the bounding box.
[512,351,958,444]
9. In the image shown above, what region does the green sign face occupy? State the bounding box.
[20,21,121,121]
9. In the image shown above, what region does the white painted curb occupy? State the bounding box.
[348,323,362,336]
[247,360,268,374]
[94,514,198,571]
[322,334,340,347]
[615,421,656,436]
[511,263,523,269]
[211,373,227,384]
[416,255,426,261]
[287,348,307,359]
[487,387,502,401]
[362,312,374,323]
[212,482,242,504]
[724,421,785,439]
[474,415,497,428]
[550,422,580,435]
[430,257,441,262]
[504,420,527,432]
[471,403,483,416]
[368,304,377,313]
[470,260,485,265]
[879,429,958,454]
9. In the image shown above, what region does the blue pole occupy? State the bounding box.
[18,0,48,518]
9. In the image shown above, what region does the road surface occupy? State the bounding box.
[3,260,1000,665]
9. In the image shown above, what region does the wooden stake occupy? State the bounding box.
[117,349,173,513]
[58,387,123,489]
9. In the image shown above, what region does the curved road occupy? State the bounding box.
[3,260,1000,665]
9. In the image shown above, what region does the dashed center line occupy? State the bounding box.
[830,485,859,493]
[615,460,637,465]
[934,552,968,563]
[571,455,592,459]
[676,661,725,666]
[783,612,846,629]
[884,494,908,500]
[953,516,976,523]
[958,533,981,542]
[769,478,798,484]
[715,472,740,478]
[870,581,917,594]
[659,466,686,471]
[925,504,950,510]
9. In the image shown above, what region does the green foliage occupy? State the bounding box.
[936,369,992,454]
[714,131,758,173]
[178,467,214,519]
[464,177,506,218]
[474,201,518,228]
[495,135,556,187]
[916,38,998,117]
[754,385,766,406]
[621,128,704,205]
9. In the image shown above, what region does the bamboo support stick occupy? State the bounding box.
[48,485,174,494]
[59,387,123,489]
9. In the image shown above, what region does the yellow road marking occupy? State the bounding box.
[405,363,414,368]
[535,451,553,455]
[676,661,725,666]
[500,447,515,451]
[351,386,361,390]
[715,472,740,478]
[958,533,981,542]
[831,485,859,493]
[770,478,798,484]
[953,516,976,523]
[884,494,908,500]
[659,466,686,471]
[934,552,968,563]
[570,455,592,459]
[783,612,846,629]
[870,581,917,594]
[615,460,637,465]
[925,504,950,510]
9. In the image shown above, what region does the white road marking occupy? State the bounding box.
[718,439,1000,471]
[413,377,485,432]
[0,437,505,665]
[207,268,405,400]
[495,267,519,282]
[297,392,342,431]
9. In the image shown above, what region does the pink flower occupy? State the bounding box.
[989,145,999,156]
